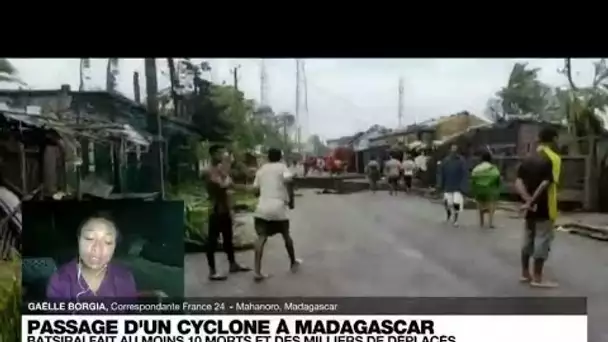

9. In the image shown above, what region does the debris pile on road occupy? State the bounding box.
[558,223,608,242]
[554,213,608,242]
[228,213,257,250]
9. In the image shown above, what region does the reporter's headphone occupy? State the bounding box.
[75,215,118,301]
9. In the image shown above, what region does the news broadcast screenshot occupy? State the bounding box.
[3,57,608,342]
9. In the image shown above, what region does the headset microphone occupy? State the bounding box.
[75,257,109,301]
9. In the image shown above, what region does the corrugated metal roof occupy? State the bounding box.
[0,101,150,147]
[0,88,200,135]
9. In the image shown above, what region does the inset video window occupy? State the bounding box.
[21,200,184,301]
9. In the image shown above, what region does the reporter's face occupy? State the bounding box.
[78,219,117,270]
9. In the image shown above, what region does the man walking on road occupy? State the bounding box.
[402,154,416,193]
[366,158,381,193]
[205,145,251,281]
[415,150,429,187]
[384,152,402,196]
[438,144,467,227]
[515,127,561,288]
[252,148,301,282]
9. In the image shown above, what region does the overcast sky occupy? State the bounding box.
[1,58,600,141]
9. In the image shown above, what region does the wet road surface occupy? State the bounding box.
[185,190,608,341]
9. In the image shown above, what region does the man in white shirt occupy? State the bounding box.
[414,151,429,186]
[384,152,402,196]
[252,148,301,281]
[402,155,416,192]
[316,158,325,175]
[366,158,381,193]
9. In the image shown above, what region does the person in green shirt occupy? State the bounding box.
[470,150,501,228]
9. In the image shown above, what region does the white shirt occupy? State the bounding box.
[402,159,416,176]
[253,162,293,221]
[414,155,428,171]
[367,160,379,172]
[385,158,401,177]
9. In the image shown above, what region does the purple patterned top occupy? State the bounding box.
[46,259,138,299]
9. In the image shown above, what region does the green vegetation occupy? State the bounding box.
[484,58,608,210]
[0,58,25,85]
[485,58,608,136]
[0,258,21,342]
[159,59,297,154]
[0,58,299,338]
[169,181,258,251]
[156,59,302,252]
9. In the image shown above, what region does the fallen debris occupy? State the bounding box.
[316,189,338,195]
[558,223,608,242]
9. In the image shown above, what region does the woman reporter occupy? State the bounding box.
[46,215,138,299]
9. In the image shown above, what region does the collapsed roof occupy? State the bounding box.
[0,96,151,143]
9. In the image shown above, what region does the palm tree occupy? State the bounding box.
[562,58,608,137]
[497,62,551,119]
[561,58,608,210]
[0,59,25,85]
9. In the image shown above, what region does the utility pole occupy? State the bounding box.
[79,58,89,91]
[231,64,242,152]
[301,60,308,150]
[398,77,404,128]
[260,60,268,106]
[144,58,165,199]
[133,71,141,104]
[295,59,302,154]
[231,65,240,91]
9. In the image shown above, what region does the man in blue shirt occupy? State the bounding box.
[438,144,468,227]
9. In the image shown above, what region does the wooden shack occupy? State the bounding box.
[363,112,488,170]
[435,117,590,204]
[0,86,201,198]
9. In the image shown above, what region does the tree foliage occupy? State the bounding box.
[487,59,608,137]
[559,58,608,137]
[155,59,296,157]
[484,97,505,122]
[0,59,24,84]
[494,62,553,120]
[308,134,329,156]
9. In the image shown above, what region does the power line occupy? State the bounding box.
[306,81,360,110]
[305,80,370,131]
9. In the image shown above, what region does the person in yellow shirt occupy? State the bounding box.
[514,127,561,288]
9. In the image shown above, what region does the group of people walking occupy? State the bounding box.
[439,128,561,288]
[204,126,561,289]
[436,143,502,229]
[366,127,561,288]
[365,152,421,195]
